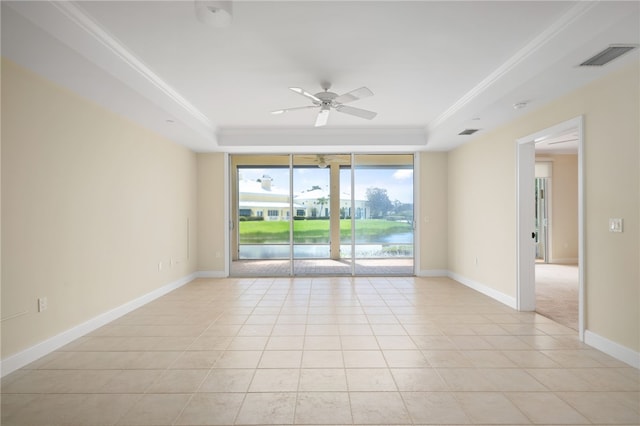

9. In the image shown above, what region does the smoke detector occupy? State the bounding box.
[195,1,233,28]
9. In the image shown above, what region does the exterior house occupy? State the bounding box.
[238,175,296,221]
[238,177,368,220]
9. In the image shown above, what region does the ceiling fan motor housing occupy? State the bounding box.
[315,91,338,106]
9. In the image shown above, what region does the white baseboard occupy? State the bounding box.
[584,330,640,369]
[417,269,449,277]
[447,271,517,309]
[0,273,197,378]
[195,271,227,278]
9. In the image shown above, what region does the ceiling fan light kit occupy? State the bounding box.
[272,83,377,127]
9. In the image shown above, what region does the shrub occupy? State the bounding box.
[386,215,403,221]
[382,245,413,256]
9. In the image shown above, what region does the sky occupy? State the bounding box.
[238,166,414,203]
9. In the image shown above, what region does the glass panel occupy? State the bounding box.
[290,154,354,275]
[353,154,414,275]
[292,155,333,275]
[339,166,353,270]
[231,155,292,276]
[535,177,548,263]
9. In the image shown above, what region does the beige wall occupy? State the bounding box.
[447,60,639,352]
[1,59,198,358]
[448,131,517,297]
[537,154,579,263]
[196,153,227,272]
[418,152,448,272]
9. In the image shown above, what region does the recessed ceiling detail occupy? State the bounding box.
[2,1,638,152]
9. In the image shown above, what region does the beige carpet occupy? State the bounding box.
[536,263,579,330]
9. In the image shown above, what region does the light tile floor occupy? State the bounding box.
[2,276,639,425]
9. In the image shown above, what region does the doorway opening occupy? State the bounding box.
[230,153,415,276]
[517,116,583,338]
[534,132,579,330]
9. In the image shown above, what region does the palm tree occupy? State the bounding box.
[316,197,328,217]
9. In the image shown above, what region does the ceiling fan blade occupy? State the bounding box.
[289,87,321,103]
[271,105,318,115]
[334,86,374,104]
[335,105,377,120]
[315,108,330,127]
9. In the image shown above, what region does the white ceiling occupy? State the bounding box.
[2,1,639,153]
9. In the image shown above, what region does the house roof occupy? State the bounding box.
[239,179,289,196]
[239,201,303,209]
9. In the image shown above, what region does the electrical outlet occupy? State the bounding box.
[38,297,48,312]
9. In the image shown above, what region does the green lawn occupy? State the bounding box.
[239,219,412,244]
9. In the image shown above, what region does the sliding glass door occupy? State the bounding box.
[230,154,414,277]
[292,155,334,274]
[353,154,414,275]
[233,155,291,276]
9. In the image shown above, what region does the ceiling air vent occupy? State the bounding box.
[579,44,637,66]
[458,128,480,136]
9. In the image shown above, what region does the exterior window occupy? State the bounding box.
[296,209,305,216]
[256,211,263,217]
[239,209,252,217]
[268,210,279,217]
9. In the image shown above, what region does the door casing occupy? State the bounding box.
[515,116,584,340]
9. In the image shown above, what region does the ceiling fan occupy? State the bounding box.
[271,83,377,127]
[292,154,352,168]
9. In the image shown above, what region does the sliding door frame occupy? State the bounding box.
[229,152,418,277]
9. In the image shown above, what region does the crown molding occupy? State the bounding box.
[217,127,428,152]
[7,0,216,145]
[428,1,598,131]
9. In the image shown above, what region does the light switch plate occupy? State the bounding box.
[609,218,623,233]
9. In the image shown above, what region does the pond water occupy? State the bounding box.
[380,232,414,243]
[239,242,414,259]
